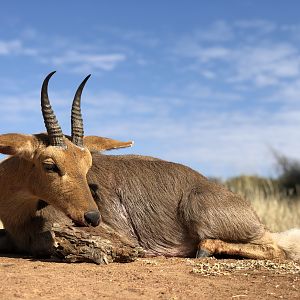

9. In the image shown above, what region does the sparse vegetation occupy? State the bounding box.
[273,151,300,197]
[224,177,300,232]
[223,151,300,232]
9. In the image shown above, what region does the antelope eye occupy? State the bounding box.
[43,162,60,174]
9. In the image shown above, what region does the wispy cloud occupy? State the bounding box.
[49,51,126,73]
[1,81,300,178]
[174,20,300,88]
[2,20,300,178]
[230,43,300,86]
[269,79,300,103]
[0,40,21,55]
[0,39,37,56]
[0,32,128,74]
[82,90,300,178]
[165,20,300,175]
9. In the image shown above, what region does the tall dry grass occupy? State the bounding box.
[225,175,300,232]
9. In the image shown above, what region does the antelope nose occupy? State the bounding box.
[84,210,101,227]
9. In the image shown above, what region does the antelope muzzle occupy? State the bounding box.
[84,210,101,227]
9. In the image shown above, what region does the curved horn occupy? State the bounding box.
[41,71,66,148]
[71,74,91,147]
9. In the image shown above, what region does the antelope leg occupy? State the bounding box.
[197,239,286,260]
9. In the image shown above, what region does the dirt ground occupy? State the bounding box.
[0,256,299,300]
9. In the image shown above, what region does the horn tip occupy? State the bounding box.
[44,71,57,82]
[84,74,91,82]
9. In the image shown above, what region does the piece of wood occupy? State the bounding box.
[51,223,145,264]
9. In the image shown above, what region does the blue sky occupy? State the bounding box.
[1,1,300,178]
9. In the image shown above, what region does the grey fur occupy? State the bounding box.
[87,153,265,257]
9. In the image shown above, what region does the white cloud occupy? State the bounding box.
[0,39,37,56]
[200,70,216,79]
[2,22,300,178]
[269,79,300,103]
[230,43,300,86]
[1,82,300,179]
[83,95,300,178]
[175,42,231,63]
[0,31,128,74]
[0,40,21,54]
[196,46,231,63]
[50,51,126,72]
[175,22,300,87]
[179,83,242,102]
[169,21,300,175]
[84,91,182,118]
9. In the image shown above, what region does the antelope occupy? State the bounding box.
[1,72,300,261]
[0,71,132,255]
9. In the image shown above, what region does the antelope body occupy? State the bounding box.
[0,72,299,261]
[86,153,295,260]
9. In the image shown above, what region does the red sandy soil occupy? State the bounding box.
[0,256,299,300]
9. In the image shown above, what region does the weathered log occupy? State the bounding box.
[51,223,145,264]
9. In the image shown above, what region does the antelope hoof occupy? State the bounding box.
[196,248,212,258]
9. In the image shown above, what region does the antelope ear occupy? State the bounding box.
[0,134,36,156]
[83,136,134,152]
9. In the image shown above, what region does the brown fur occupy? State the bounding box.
[198,237,286,260]
[85,153,287,259]
[0,133,132,254]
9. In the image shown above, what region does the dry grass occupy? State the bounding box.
[225,175,300,232]
[251,197,300,232]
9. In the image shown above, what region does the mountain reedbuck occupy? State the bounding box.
[1,72,300,261]
[0,72,132,255]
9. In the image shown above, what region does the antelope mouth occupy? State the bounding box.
[66,214,86,227]
[67,211,101,227]
[72,220,86,227]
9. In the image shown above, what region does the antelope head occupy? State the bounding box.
[0,71,133,227]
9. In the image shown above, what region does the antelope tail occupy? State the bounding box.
[271,228,300,262]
